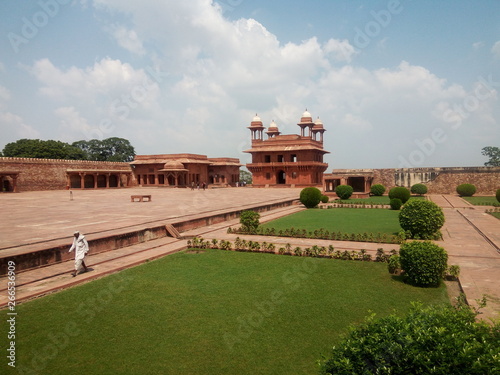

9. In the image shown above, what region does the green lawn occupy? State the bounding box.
[462,196,499,206]
[2,250,449,375]
[331,196,426,205]
[262,207,403,235]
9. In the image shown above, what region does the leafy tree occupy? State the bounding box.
[2,139,85,160]
[72,137,135,162]
[320,302,500,375]
[239,170,252,185]
[482,146,500,166]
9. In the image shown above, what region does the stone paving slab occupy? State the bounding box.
[0,187,302,250]
[437,195,500,322]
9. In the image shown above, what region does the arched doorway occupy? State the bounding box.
[97,175,107,188]
[70,174,81,189]
[277,170,286,184]
[84,175,95,188]
[167,175,175,186]
[109,175,118,188]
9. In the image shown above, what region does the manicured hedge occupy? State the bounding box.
[410,183,428,195]
[456,183,476,197]
[399,200,444,239]
[399,241,448,287]
[299,187,322,208]
[388,187,411,204]
[370,184,386,196]
[320,302,500,374]
[335,185,354,200]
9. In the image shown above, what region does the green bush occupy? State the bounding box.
[410,183,428,195]
[299,187,322,208]
[399,241,448,287]
[239,210,260,233]
[496,188,500,203]
[388,186,411,204]
[320,195,329,203]
[370,184,386,196]
[320,302,500,375]
[399,200,445,239]
[390,198,402,210]
[456,183,477,197]
[387,254,400,274]
[335,185,353,200]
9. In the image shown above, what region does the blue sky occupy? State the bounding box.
[0,0,499,169]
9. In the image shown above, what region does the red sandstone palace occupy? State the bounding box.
[245,110,329,187]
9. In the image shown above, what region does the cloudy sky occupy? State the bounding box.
[0,0,499,169]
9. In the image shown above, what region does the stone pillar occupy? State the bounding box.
[12,175,17,193]
[94,174,98,189]
[106,173,110,188]
[80,173,85,189]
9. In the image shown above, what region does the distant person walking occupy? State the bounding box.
[68,231,89,277]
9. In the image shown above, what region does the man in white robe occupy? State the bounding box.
[69,231,89,277]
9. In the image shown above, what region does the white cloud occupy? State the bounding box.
[491,41,500,59]
[323,38,358,62]
[4,0,495,168]
[473,41,484,50]
[107,25,146,55]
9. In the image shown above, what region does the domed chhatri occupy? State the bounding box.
[313,117,324,128]
[266,120,281,138]
[300,108,313,123]
[163,160,186,170]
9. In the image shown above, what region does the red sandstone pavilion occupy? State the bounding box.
[245,110,329,187]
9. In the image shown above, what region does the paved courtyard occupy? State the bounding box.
[0,187,301,250]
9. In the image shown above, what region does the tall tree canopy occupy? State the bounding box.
[72,137,135,162]
[482,146,500,167]
[2,139,86,160]
[2,137,135,162]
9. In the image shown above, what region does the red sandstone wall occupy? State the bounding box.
[0,157,133,192]
[372,167,500,195]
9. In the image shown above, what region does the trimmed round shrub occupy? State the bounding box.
[239,210,260,233]
[319,302,500,374]
[456,183,476,197]
[390,198,402,210]
[399,240,448,287]
[411,183,428,195]
[320,195,329,203]
[496,188,500,203]
[335,185,353,200]
[370,184,386,196]
[388,186,411,204]
[399,200,444,239]
[299,187,322,208]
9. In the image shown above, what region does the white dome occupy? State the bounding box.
[314,117,323,126]
[252,114,261,122]
[269,120,278,129]
[302,110,312,118]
